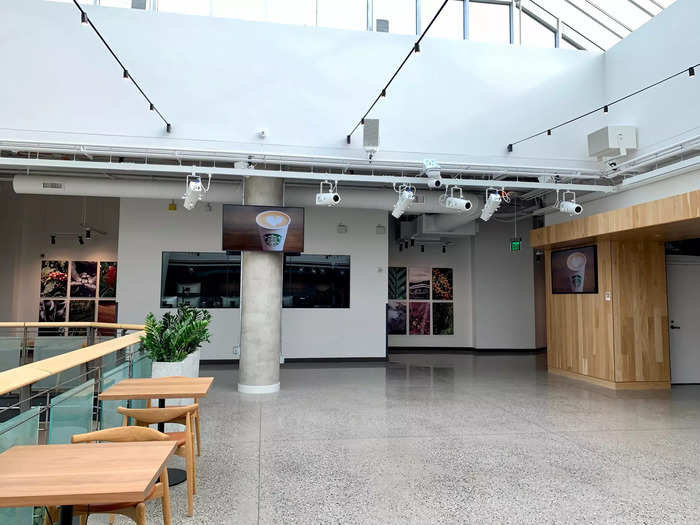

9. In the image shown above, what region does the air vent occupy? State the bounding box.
[42,182,65,190]
[376,19,389,32]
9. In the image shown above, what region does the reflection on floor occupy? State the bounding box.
[96,352,700,524]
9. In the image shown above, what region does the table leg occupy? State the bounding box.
[59,505,73,525]
[157,398,188,487]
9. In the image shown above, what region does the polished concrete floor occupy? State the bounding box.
[99,353,700,524]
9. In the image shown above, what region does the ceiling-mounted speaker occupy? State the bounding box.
[363,119,379,154]
[376,19,389,33]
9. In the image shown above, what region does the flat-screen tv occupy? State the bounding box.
[223,205,304,253]
[551,245,598,294]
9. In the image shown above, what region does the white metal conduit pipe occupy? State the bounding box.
[12,175,483,217]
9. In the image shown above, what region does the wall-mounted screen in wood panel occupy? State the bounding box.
[551,245,598,294]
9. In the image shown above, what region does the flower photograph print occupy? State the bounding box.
[432,268,453,300]
[40,260,68,297]
[69,300,95,322]
[39,300,66,322]
[99,262,118,298]
[387,300,407,334]
[433,303,454,335]
[70,261,98,298]
[409,301,430,335]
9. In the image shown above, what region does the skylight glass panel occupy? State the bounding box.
[521,13,556,48]
[469,2,510,44]
[373,0,417,35]
[317,0,367,31]
[211,0,266,22]
[158,0,210,16]
[422,0,463,40]
[267,0,316,26]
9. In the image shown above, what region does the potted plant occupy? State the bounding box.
[140,305,212,383]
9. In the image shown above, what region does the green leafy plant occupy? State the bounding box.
[140,305,212,363]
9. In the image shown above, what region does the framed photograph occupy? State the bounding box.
[70,261,98,298]
[99,262,118,298]
[39,300,66,322]
[388,267,407,300]
[387,300,407,335]
[409,301,430,335]
[97,301,117,336]
[40,260,68,298]
[408,267,431,300]
[432,268,453,300]
[433,303,454,335]
[223,205,304,253]
[551,245,598,294]
[69,300,95,323]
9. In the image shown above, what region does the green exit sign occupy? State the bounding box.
[510,238,522,253]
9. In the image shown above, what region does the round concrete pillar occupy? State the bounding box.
[238,176,284,394]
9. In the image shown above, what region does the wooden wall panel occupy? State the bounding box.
[531,189,700,249]
[545,240,614,381]
[612,241,670,382]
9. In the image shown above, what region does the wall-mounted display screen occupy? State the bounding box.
[551,245,598,294]
[223,205,304,253]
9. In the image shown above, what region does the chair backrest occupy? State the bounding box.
[117,404,198,425]
[71,425,171,444]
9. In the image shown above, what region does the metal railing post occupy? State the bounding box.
[18,326,30,413]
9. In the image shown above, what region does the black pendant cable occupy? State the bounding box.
[345,0,450,144]
[507,61,699,153]
[72,0,172,133]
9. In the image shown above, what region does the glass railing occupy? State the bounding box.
[0,323,150,525]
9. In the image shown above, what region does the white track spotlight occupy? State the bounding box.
[441,186,472,212]
[422,159,443,189]
[391,184,416,219]
[183,172,211,211]
[315,180,341,207]
[559,190,583,216]
[480,188,502,222]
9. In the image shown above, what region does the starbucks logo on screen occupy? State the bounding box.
[256,211,291,252]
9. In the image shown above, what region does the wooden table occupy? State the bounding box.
[99,376,214,486]
[99,376,214,402]
[0,441,177,525]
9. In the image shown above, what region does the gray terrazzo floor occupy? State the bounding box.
[90,353,700,524]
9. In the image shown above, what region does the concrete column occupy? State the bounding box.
[238,176,284,394]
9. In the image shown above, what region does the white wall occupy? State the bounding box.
[603,0,700,154]
[473,219,535,349]
[0,192,119,321]
[0,0,601,168]
[388,233,474,348]
[117,199,388,359]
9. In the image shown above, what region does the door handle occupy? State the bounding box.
[670,324,680,330]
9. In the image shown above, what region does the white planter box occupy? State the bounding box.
[151,349,200,432]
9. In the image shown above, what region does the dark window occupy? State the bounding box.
[283,255,350,308]
[161,252,241,308]
[160,252,350,309]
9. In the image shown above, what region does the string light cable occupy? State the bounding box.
[507,62,698,152]
[72,0,172,132]
[345,0,450,144]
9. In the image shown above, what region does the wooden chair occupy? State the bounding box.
[118,404,198,517]
[43,426,173,525]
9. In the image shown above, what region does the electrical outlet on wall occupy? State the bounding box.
[604,291,612,301]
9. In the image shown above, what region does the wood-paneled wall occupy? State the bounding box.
[612,241,670,382]
[545,240,614,381]
[545,239,670,388]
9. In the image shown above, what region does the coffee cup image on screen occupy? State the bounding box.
[566,252,587,292]
[222,205,304,253]
[256,210,291,251]
[551,245,598,294]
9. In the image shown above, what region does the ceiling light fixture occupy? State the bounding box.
[558,190,583,216]
[690,67,696,77]
[391,184,416,219]
[78,235,84,245]
[603,105,609,113]
[441,186,472,212]
[480,188,502,222]
[81,12,88,25]
[316,180,341,207]
[183,172,211,211]
[50,235,56,245]
[422,159,443,189]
